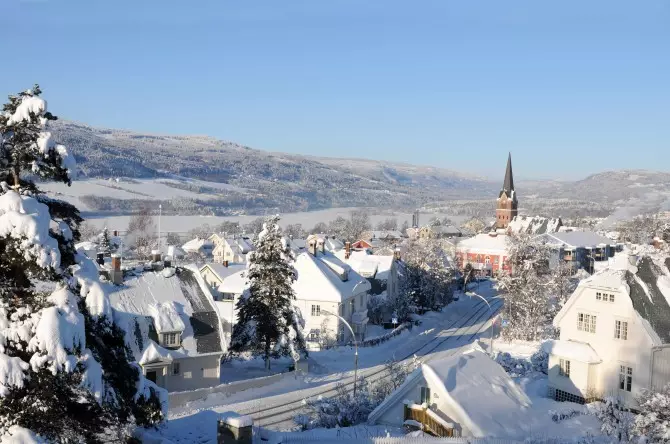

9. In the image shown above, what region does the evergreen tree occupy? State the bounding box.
[230,215,306,370]
[99,226,111,255]
[0,86,164,441]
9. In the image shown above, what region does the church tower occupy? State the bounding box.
[496,153,518,229]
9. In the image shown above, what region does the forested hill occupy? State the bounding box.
[49,120,497,213]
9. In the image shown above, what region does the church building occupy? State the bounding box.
[495,153,518,229]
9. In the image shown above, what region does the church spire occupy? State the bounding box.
[500,152,516,202]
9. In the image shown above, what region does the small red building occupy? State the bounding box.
[456,232,510,276]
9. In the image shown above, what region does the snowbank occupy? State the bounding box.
[219,411,253,428]
[0,426,47,444]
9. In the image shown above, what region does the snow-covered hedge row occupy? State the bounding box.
[494,348,548,377]
[360,322,411,348]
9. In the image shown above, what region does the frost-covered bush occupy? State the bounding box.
[589,397,634,443]
[495,349,548,377]
[634,384,670,443]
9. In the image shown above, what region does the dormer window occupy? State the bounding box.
[163,332,181,347]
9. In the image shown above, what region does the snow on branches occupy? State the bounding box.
[230,215,306,369]
[0,85,76,187]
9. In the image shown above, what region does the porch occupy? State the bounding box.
[403,403,456,437]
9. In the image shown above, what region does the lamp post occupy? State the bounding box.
[467,292,494,354]
[158,204,162,254]
[322,309,359,396]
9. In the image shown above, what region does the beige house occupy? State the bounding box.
[109,266,225,392]
[547,252,670,407]
[209,234,254,264]
[419,225,462,239]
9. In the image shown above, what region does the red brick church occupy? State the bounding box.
[455,154,517,275]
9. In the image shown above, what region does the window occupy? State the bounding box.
[619,366,632,392]
[173,362,180,375]
[494,256,499,264]
[311,305,321,317]
[577,313,596,333]
[420,387,431,405]
[308,329,320,342]
[615,320,628,340]
[596,292,602,301]
[163,333,179,346]
[559,359,570,377]
[609,294,615,302]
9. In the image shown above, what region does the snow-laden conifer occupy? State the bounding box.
[0,86,164,442]
[230,215,306,370]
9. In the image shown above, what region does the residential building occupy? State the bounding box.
[546,253,670,408]
[455,232,510,276]
[109,266,225,392]
[368,348,531,438]
[335,246,400,312]
[496,153,518,229]
[181,237,214,257]
[215,240,372,349]
[199,262,247,297]
[537,230,615,273]
[210,234,254,264]
[418,225,462,240]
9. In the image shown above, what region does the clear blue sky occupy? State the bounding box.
[2,1,668,179]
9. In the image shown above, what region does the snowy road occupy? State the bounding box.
[169,289,502,432]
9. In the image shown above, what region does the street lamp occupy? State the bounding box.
[322,309,359,396]
[466,292,494,354]
[158,204,162,254]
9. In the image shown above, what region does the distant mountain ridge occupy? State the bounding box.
[48,120,670,216]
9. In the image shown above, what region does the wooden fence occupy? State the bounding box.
[404,405,454,438]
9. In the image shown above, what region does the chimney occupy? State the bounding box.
[320,240,325,254]
[110,254,123,285]
[223,260,229,268]
[394,248,401,261]
[345,242,351,259]
[164,257,172,268]
[113,230,118,237]
[151,249,161,263]
[308,240,317,256]
[96,252,105,266]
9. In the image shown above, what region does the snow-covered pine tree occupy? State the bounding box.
[0,86,164,442]
[230,215,306,370]
[594,397,633,442]
[496,233,553,341]
[634,384,670,443]
[99,226,111,255]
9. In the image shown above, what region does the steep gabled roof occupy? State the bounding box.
[509,216,562,235]
[499,153,516,201]
[109,266,224,361]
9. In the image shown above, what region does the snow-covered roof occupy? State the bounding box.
[542,340,601,364]
[456,233,509,255]
[508,215,562,235]
[109,266,224,360]
[556,252,670,344]
[425,225,462,236]
[148,302,186,333]
[293,252,371,302]
[200,262,247,282]
[334,250,395,281]
[181,237,214,253]
[365,230,404,240]
[216,251,371,303]
[542,231,613,248]
[369,349,531,438]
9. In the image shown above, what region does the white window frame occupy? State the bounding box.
[420,386,431,404]
[577,313,596,333]
[163,332,180,346]
[614,320,628,340]
[173,362,180,375]
[619,365,633,392]
[311,304,321,317]
[559,359,570,377]
[596,292,602,301]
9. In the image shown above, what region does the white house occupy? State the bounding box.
[199,262,247,296]
[368,349,531,438]
[181,237,214,257]
[547,252,670,408]
[210,234,254,264]
[334,248,400,317]
[215,241,372,349]
[109,266,225,392]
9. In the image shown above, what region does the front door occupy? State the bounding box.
[146,370,157,383]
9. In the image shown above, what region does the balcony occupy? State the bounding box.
[403,403,455,437]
